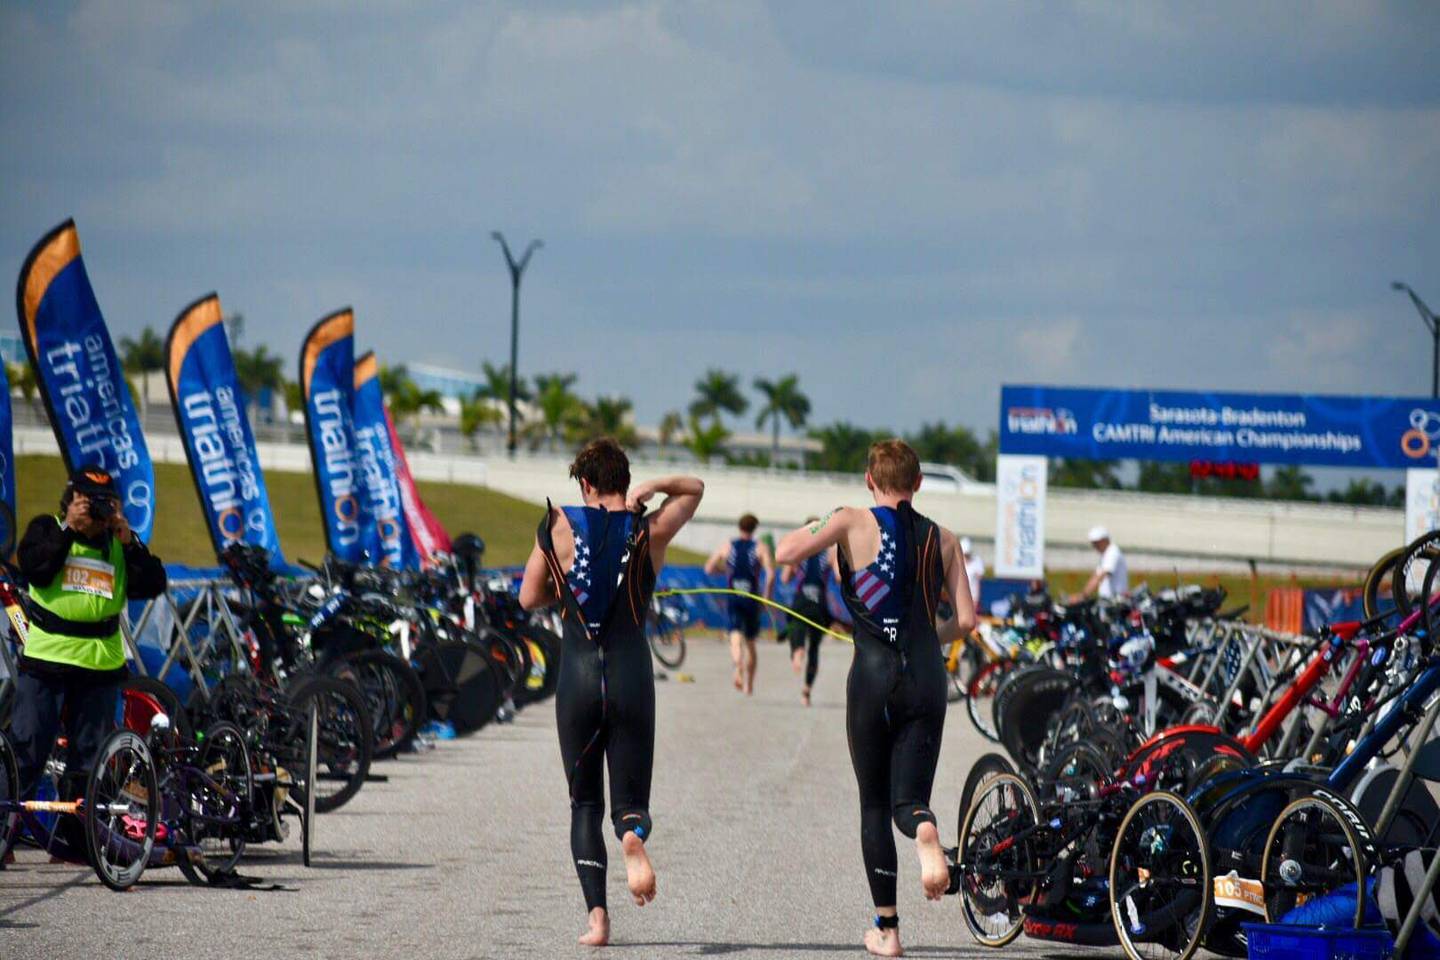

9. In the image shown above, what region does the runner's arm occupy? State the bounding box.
[628,475,705,570]
[757,540,776,599]
[519,538,558,610]
[936,528,977,642]
[703,541,727,577]
[774,508,853,566]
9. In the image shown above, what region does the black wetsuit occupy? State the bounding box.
[837,502,947,909]
[538,505,657,913]
[787,553,830,688]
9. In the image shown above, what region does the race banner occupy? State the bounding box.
[300,308,365,562]
[999,385,1440,470]
[165,293,283,561]
[386,408,451,565]
[352,351,418,569]
[15,220,156,542]
[0,360,13,522]
[994,454,1046,579]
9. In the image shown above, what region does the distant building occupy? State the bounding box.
[408,363,489,415]
[0,333,25,366]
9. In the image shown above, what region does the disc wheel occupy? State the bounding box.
[177,721,253,885]
[1261,791,1370,925]
[84,730,158,891]
[957,771,1040,947]
[1109,791,1212,960]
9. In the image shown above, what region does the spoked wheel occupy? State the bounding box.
[647,608,687,669]
[1041,739,1111,802]
[965,660,1009,742]
[286,675,372,814]
[326,650,427,760]
[957,771,1040,947]
[177,721,253,885]
[0,729,20,847]
[1109,791,1212,960]
[84,730,158,891]
[1261,791,1372,925]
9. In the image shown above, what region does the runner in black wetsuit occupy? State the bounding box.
[519,439,704,947]
[775,440,976,958]
[781,523,835,706]
[704,514,773,696]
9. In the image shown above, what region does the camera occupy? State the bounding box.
[87,496,117,522]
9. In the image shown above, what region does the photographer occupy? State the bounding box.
[9,465,167,798]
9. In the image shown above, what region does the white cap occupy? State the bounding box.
[960,536,974,554]
[1087,525,1109,543]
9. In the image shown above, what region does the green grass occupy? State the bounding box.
[13,454,704,568]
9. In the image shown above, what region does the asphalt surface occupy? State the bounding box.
[2,639,1128,959]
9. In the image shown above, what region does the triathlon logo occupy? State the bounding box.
[1401,408,1440,460]
[1006,406,1078,436]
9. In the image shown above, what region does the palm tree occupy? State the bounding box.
[529,372,586,452]
[1267,465,1316,502]
[689,369,748,425]
[808,421,886,473]
[119,326,164,418]
[381,365,445,429]
[232,344,285,424]
[581,395,638,447]
[459,392,503,451]
[686,415,729,464]
[7,362,40,418]
[477,360,529,403]
[753,374,811,466]
[658,410,684,460]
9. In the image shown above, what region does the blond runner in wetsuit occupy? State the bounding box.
[776,440,976,957]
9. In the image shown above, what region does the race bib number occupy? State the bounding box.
[801,584,822,602]
[1212,871,1266,915]
[61,556,116,600]
[732,579,753,594]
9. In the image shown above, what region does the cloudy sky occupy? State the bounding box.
[2,1,1437,437]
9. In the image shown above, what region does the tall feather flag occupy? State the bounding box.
[14,220,156,542]
[165,293,283,562]
[352,351,419,569]
[299,308,365,562]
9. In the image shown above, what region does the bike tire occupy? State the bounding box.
[326,650,427,760]
[177,720,252,885]
[285,675,372,814]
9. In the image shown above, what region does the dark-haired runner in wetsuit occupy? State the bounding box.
[704,513,773,696]
[776,439,975,958]
[520,438,704,946]
[781,527,835,706]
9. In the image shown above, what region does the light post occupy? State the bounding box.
[1394,281,1440,399]
[492,232,543,457]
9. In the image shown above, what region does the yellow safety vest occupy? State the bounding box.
[23,521,128,671]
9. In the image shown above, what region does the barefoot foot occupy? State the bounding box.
[733,668,743,691]
[578,907,610,946]
[801,687,811,707]
[621,832,656,906]
[864,926,903,957]
[791,650,804,674]
[916,822,948,901]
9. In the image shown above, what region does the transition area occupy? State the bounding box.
[3,639,1125,960]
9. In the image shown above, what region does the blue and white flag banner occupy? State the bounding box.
[15,219,156,541]
[166,293,284,562]
[300,308,366,562]
[352,351,418,569]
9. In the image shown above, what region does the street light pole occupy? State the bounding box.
[492,232,543,458]
[1394,282,1440,399]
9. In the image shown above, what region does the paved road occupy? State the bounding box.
[3,639,1127,959]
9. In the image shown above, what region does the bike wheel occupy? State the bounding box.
[965,659,1010,742]
[648,610,687,669]
[1109,791,1212,960]
[118,674,191,739]
[0,729,19,846]
[1041,739,1112,801]
[1261,791,1371,926]
[286,675,372,814]
[1362,546,1404,622]
[178,720,253,885]
[957,771,1039,947]
[326,650,427,760]
[84,729,158,891]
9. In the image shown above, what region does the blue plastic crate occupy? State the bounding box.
[1243,923,1393,960]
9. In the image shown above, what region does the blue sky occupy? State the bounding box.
[2,1,1437,437]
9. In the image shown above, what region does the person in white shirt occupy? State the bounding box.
[1079,525,1128,599]
[960,537,985,616]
